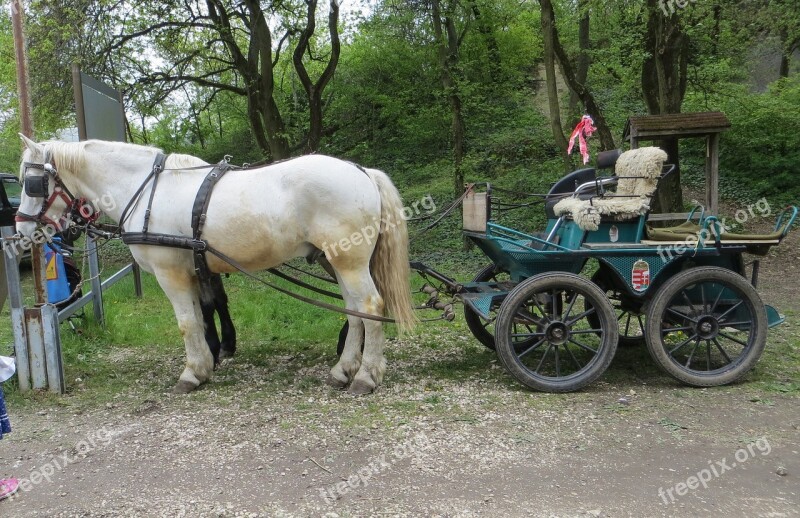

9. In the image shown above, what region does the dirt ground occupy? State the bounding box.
[1,227,798,517]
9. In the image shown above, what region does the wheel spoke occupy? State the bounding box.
[662,325,693,333]
[706,339,712,371]
[717,320,752,328]
[568,337,598,355]
[530,296,552,324]
[717,300,743,322]
[511,331,546,339]
[718,331,750,347]
[566,307,595,326]
[563,290,579,320]
[534,343,554,373]
[710,285,725,314]
[554,344,561,377]
[513,310,543,327]
[712,337,733,364]
[683,338,701,367]
[563,343,584,370]
[666,307,697,323]
[517,338,547,359]
[680,290,699,315]
[668,333,699,355]
[552,289,561,321]
[701,284,708,314]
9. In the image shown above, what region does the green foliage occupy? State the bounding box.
[683,77,800,205]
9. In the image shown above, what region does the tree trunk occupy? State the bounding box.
[641,0,690,213]
[541,0,615,152]
[539,0,571,172]
[293,0,341,154]
[470,1,502,81]
[568,0,590,116]
[431,0,466,198]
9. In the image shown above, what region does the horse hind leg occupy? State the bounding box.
[329,267,386,396]
[328,310,365,389]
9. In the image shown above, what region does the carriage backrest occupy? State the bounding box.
[613,147,667,198]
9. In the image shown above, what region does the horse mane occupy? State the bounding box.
[45,141,88,176]
[166,153,209,170]
[45,140,208,175]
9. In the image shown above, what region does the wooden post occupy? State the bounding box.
[11,0,33,138]
[705,134,720,216]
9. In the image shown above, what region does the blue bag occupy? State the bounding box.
[44,237,71,304]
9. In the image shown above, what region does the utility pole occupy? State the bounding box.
[11,0,34,137]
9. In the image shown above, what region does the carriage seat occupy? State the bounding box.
[552,147,667,231]
[544,149,623,219]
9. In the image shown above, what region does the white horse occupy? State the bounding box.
[16,136,415,395]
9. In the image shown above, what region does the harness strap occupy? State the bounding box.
[191,162,231,280]
[119,153,167,231]
[121,232,207,251]
[142,153,167,234]
[204,245,396,323]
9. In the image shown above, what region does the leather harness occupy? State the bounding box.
[121,154,231,281]
[117,154,397,323]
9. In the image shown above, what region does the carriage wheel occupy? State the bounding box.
[588,270,645,347]
[495,272,618,392]
[645,267,767,387]
[463,264,510,350]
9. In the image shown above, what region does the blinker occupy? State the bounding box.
[24,175,49,198]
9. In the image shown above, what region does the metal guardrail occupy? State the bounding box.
[1,225,141,393]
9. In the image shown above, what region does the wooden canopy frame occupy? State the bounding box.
[623,111,731,216]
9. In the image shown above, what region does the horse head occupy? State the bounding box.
[16,135,95,241]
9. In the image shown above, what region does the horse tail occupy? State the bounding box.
[364,168,417,333]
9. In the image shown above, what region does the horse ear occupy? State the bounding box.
[19,133,44,156]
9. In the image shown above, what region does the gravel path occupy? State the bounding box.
[1,227,798,517]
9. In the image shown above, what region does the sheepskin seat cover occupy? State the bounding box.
[553,147,667,231]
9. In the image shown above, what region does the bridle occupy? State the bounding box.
[15,152,100,231]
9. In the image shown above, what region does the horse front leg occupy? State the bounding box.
[155,268,215,394]
[199,279,222,367]
[210,274,237,359]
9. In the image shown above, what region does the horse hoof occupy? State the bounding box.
[326,373,349,390]
[347,379,375,396]
[171,380,198,394]
[219,349,236,360]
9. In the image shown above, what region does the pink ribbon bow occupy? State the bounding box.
[567,115,597,164]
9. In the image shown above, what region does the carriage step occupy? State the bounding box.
[766,305,785,328]
[461,290,510,321]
